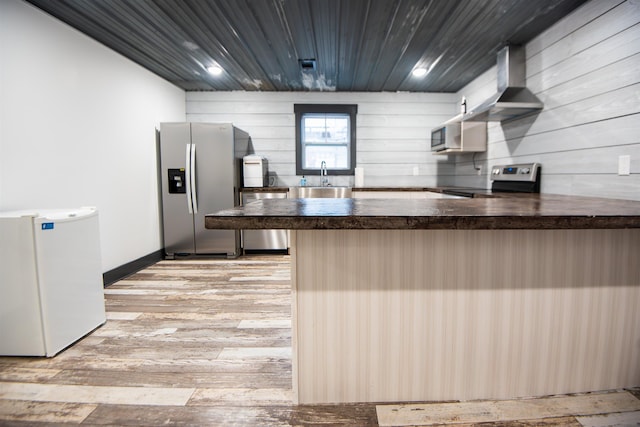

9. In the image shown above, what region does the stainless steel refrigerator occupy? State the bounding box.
[159,122,250,258]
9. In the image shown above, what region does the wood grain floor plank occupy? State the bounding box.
[81,404,294,426]
[577,410,640,426]
[376,391,640,426]
[0,367,61,383]
[0,400,97,424]
[6,355,291,374]
[0,382,195,406]
[105,311,141,320]
[425,417,582,426]
[188,387,294,406]
[288,403,380,426]
[49,370,291,388]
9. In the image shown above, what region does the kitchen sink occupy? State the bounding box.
[290,186,352,198]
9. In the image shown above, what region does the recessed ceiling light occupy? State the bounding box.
[207,65,223,76]
[412,68,427,77]
[412,54,444,79]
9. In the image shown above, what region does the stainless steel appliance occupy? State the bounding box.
[490,163,541,192]
[431,122,461,152]
[159,122,250,258]
[439,162,541,198]
[463,45,543,122]
[241,190,288,252]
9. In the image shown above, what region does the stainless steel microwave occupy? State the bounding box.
[431,122,461,152]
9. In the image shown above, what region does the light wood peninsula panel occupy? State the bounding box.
[291,228,640,404]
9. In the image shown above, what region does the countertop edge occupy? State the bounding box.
[206,193,640,230]
[205,215,640,230]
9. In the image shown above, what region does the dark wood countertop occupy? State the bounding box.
[240,187,289,193]
[205,193,640,230]
[352,186,496,197]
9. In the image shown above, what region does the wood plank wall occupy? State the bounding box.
[186,92,458,188]
[453,0,640,201]
[185,0,639,200]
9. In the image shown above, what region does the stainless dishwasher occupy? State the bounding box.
[241,191,288,252]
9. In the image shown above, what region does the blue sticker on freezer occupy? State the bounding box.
[41,222,54,230]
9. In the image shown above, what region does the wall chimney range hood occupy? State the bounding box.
[463,45,543,122]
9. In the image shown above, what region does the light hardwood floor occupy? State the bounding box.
[0,255,638,426]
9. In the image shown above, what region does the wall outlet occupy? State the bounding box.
[412,166,419,176]
[618,155,631,176]
[476,165,482,176]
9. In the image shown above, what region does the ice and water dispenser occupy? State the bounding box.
[167,168,186,193]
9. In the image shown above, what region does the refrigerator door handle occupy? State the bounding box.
[190,143,198,214]
[185,144,194,214]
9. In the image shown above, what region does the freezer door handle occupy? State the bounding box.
[189,143,198,214]
[185,144,194,214]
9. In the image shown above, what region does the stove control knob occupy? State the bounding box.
[492,168,500,175]
[520,168,530,174]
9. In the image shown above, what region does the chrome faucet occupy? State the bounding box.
[320,160,329,187]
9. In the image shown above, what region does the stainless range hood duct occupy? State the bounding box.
[463,45,543,122]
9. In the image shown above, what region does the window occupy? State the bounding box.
[295,104,357,175]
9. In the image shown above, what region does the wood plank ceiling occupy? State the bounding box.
[26,0,586,92]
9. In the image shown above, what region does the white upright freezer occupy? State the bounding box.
[0,207,106,357]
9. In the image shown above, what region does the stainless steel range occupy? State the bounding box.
[490,163,541,193]
[439,162,541,198]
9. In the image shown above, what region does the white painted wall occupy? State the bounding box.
[187,91,458,187]
[453,0,640,200]
[0,0,186,271]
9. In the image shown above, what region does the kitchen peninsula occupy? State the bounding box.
[205,193,640,404]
